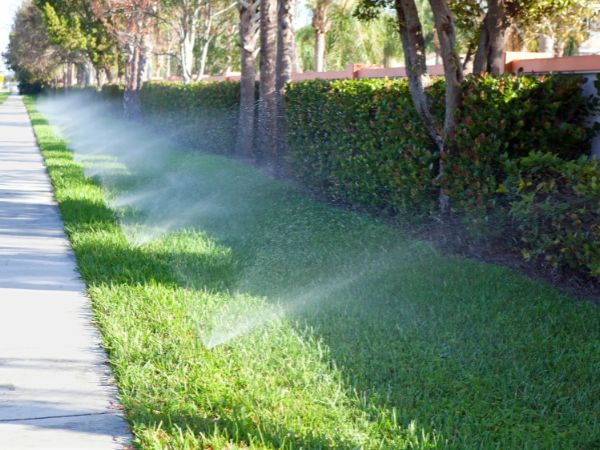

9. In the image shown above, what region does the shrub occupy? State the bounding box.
[49,74,600,280]
[140,81,240,154]
[506,152,600,279]
[100,83,124,100]
[443,75,597,226]
[285,78,438,219]
[284,74,599,279]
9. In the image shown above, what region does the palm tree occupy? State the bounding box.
[312,0,333,71]
[258,0,277,165]
[276,0,296,170]
[235,0,260,159]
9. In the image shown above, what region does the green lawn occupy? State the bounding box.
[0,92,9,104]
[25,96,600,449]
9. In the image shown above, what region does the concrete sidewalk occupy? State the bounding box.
[0,96,131,449]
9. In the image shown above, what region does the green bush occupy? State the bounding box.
[140,81,240,153]
[444,75,597,224]
[506,152,600,278]
[51,75,599,280]
[284,74,599,279]
[285,78,438,219]
[100,83,124,100]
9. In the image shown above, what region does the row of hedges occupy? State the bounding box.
[140,81,240,153]
[285,75,600,280]
[85,75,600,280]
[55,82,240,153]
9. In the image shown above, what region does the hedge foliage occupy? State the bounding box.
[78,74,600,280]
[285,79,438,218]
[284,74,599,280]
[444,75,596,225]
[139,81,240,153]
[506,152,600,277]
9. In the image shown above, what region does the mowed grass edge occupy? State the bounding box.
[24,95,600,450]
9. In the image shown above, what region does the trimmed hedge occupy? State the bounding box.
[506,152,600,277]
[284,75,599,280]
[444,75,596,226]
[285,78,438,218]
[67,74,600,281]
[285,75,595,218]
[140,81,240,153]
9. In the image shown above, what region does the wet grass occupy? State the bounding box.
[25,95,600,449]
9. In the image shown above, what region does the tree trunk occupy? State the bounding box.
[258,0,278,166]
[428,0,463,213]
[198,37,212,78]
[105,64,115,83]
[394,0,440,150]
[472,23,488,74]
[537,34,554,53]
[63,63,69,88]
[96,67,106,90]
[276,0,295,173]
[312,0,331,72]
[473,0,507,76]
[462,39,475,71]
[236,0,259,159]
[314,31,325,71]
[505,24,520,51]
[76,63,86,86]
[181,31,196,83]
[124,43,141,119]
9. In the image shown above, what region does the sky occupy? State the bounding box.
[0,0,24,73]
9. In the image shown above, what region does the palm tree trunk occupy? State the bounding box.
[314,31,325,71]
[312,0,331,72]
[236,0,259,159]
[276,0,295,173]
[258,0,278,166]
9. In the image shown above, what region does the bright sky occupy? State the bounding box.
[0,0,24,73]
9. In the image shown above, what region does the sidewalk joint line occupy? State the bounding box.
[0,411,112,423]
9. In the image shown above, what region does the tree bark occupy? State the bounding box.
[428,0,463,213]
[473,0,507,76]
[181,30,196,83]
[394,0,440,150]
[314,31,325,71]
[312,0,331,72]
[76,63,85,86]
[258,0,278,166]
[123,43,140,119]
[276,0,295,172]
[236,0,259,159]
[96,67,106,90]
[198,36,212,78]
[472,22,488,74]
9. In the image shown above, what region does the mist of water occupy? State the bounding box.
[36,92,434,349]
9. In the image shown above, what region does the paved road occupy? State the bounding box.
[0,96,131,449]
